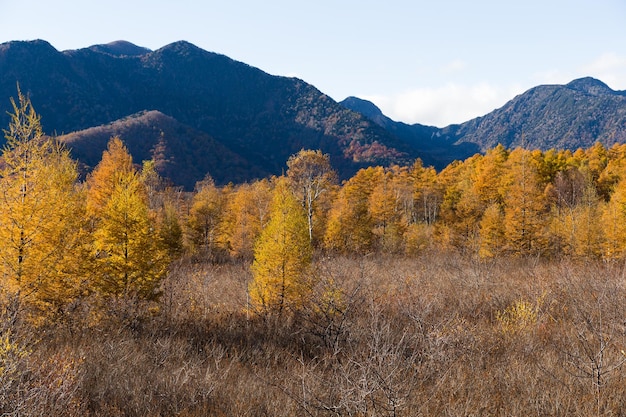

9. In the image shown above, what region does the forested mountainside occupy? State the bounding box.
[437,77,626,151]
[0,39,416,186]
[1,39,625,189]
[58,110,261,189]
[339,96,479,168]
[341,77,626,158]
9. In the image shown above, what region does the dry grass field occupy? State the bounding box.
[3,253,626,416]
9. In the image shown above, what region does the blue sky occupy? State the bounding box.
[1,0,625,127]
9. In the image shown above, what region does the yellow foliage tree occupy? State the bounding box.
[410,160,441,225]
[185,176,226,257]
[286,149,336,244]
[549,168,603,258]
[369,166,406,252]
[438,155,483,250]
[0,89,86,319]
[478,203,506,259]
[503,149,549,255]
[86,136,133,216]
[249,177,312,314]
[324,167,381,253]
[88,138,169,300]
[602,175,626,259]
[220,179,272,259]
[158,199,184,258]
[473,144,508,207]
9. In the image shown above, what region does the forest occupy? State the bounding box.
[4,91,626,415]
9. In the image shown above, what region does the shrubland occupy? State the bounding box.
[4,255,626,416]
[4,91,626,415]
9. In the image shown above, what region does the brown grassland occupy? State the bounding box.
[6,91,626,416]
[3,253,626,416]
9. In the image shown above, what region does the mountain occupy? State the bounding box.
[437,77,626,151]
[58,110,260,189]
[340,97,479,168]
[342,77,626,157]
[0,39,419,187]
[86,40,152,57]
[1,39,625,189]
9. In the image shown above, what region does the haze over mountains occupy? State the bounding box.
[1,39,625,189]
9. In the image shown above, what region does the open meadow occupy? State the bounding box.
[3,253,626,416]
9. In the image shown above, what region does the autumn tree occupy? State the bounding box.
[601,172,626,259]
[86,136,134,216]
[473,144,508,207]
[596,143,626,202]
[158,198,184,258]
[546,167,603,258]
[220,179,272,259]
[478,203,506,258]
[0,89,86,319]
[185,176,226,258]
[324,167,377,254]
[409,159,441,225]
[87,137,169,301]
[368,166,407,252]
[286,149,336,244]
[437,155,483,250]
[249,177,312,314]
[502,148,550,255]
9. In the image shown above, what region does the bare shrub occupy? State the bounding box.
[4,254,626,415]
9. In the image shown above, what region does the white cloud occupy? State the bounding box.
[364,82,525,127]
[531,69,572,85]
[582,52,626,90]
[530,53,626,91]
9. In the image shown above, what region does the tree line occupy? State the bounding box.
[4,89,626,322]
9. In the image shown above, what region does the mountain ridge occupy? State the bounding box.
[435,78,626,151]
[87,40,151,57]
[1,39,625,188]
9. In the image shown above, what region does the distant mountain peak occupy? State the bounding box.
[566,77,613,96]
[157,40,204,54]
[87,40,151,57]
[0,39,57,56]
[340,97,385,120]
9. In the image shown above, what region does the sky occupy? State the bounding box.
[1,0,625,127]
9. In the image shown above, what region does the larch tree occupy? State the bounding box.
[368,166,406,252]
[185,176,226,257]
[548,167,603,258]
[438,155,483,250]
[158,198,184,258]
[473,144,508,208]
[139,159,184,258]
[324,167,377,254]
[86,136,134,216]
[0,89,86,319]
[220,179,272,259]
[502,148,550,256]
[249,177,312,314]
[478,203,506,259]
[409,159,441,225]
[87,137,169,301]
[601,173,626,259]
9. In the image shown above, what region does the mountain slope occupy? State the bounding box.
[340,97,479,168]
[1,40,625,188]
[440,77,626,151]
[58,110,259,189]
[0,40,415,186]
